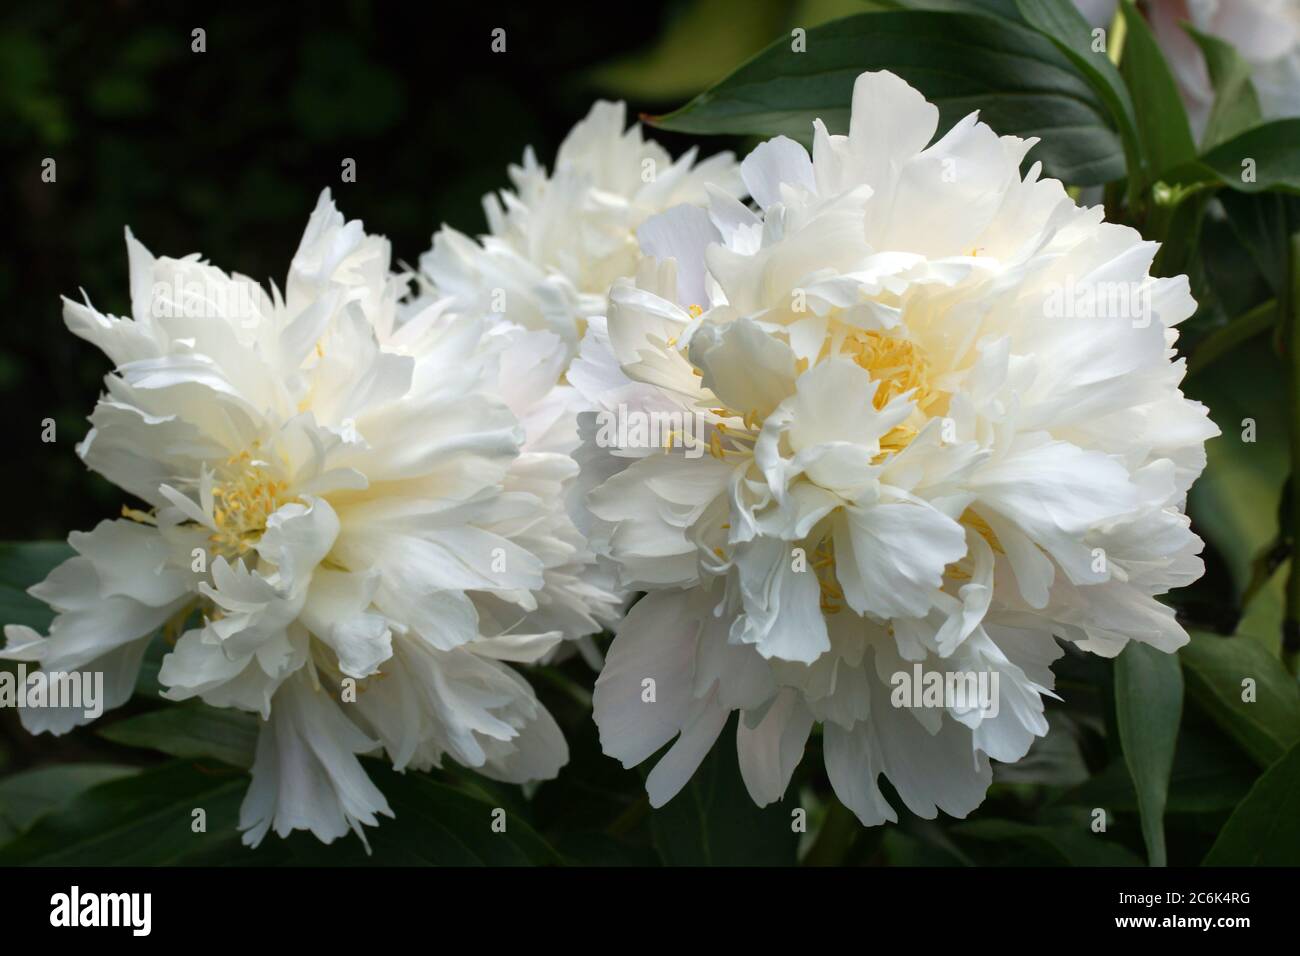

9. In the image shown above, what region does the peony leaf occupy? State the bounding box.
[1184,25,1263,152]
[1010,0,1141,179]
[1063,722,1256,816]
[0,759,562,866]
[1117,0,1196,185]
[952,818,1144,866]
[97,701,259,770]
[0,763,138,842]
[1114,641,1183,866]
[649,9,1126,185]
[1182,631,1300,768]
[0,540,71,632]
[885,0,1142,179]
[0,760,247,865]
[1170,119,1300,195]
[1184,337,1288,647]
[1203,739,1300,865]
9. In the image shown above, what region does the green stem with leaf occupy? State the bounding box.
[1186,299,1277,378]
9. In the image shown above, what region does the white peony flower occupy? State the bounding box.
[474,321,626,663]
[409,101,744,649]
[584,71,1218,824]
[2,191,587,847]
[418,99,744,358]
[1144,0,1300,138]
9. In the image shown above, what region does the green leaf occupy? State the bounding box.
[1150,181,1213,277]
[1170,119,1300,194]
[0,763,138,838]
[1063,723,1256,815]
[1203,739,1300,865]
[1184,338,1288,612]
[0,540,71,631]
[1011,0,1140,175]
[97,700,259,769]
[992,717,1089,787]
[1182,631,1300,768]
[1118,0,1196,185]
[952,818,1143,866]
[1221,190,1300,297]
[1185,26,1262,151]
[884,0,1142,178]
[0,760,247,865]
[648,714,799,865]
[650,10,1126,185]
[1114,641,1183,866]
[1185,299,1276,378]
[0,759,562,866]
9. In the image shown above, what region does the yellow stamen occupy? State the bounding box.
[121,505,158,526]
[206,449,294,558]
[961,509,1004,554]
[812,538,844,613]
[841,330,942,455]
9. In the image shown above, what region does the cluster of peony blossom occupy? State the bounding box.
[3,70,1217,846]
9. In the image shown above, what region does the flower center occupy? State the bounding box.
[208,450,292,557]
[840,330,940,454]
[811,537,844,614]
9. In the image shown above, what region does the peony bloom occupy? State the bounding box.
[418,99,744,359]
[2,191,591,847]
[410,101,745,645]
[1144,0,1300,138]
[584,72,1217,823]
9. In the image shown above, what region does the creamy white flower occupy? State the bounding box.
[585,71,1218,824]
[3,191,579,847]
[1143,0,1300,138]
[475,322,625,662]
[418,99,744,357]
[410,101,741,646]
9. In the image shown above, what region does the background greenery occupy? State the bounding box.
[1,0,1297,866]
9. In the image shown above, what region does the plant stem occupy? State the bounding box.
[1185,299,1277,378]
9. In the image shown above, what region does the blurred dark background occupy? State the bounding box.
[0,0,859,540]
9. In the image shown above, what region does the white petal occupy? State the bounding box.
[834,498,967,619]
[736,689,814,806]
[240,670,392,848]
[593,591,701,768]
